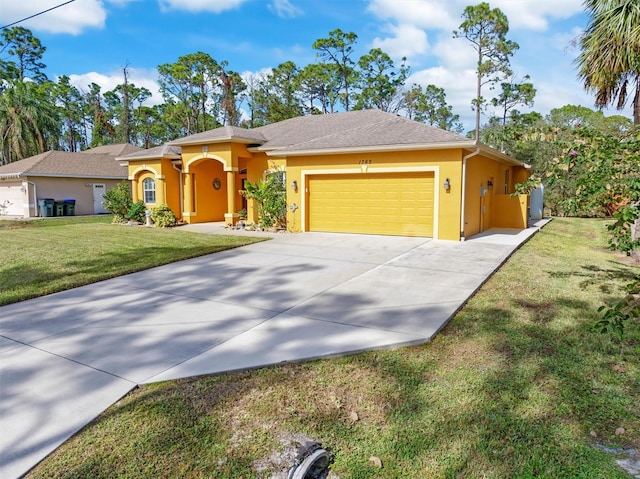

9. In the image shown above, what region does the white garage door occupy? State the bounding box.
[0,183,25,216]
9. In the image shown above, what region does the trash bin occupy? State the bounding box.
[54,201,64,217]
[38,198,54,217]
[63,198,76,216]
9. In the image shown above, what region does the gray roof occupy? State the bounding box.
[83,143,143,156]
[0,145,137,179]
[167,126,266,146]
[164,110,471,153]
[265,111,471,154]
[116,144,182,161]
[254,109,470,152]
[148,110,521,165]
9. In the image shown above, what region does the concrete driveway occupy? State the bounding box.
[0,224,544,478]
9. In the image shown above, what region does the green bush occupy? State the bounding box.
[243,167,286,229]
[128,201,147,223]
[150,204,177,228]
[103,182,133,222]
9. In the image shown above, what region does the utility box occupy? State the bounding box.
[63,199,76,216]
[530,184,544,220]
[38,198,54,217]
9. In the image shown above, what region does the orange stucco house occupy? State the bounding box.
[116,110,530,241]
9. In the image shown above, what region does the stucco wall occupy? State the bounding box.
[8,177,124,217]
[464,157,529,238]
[283,149,463,240]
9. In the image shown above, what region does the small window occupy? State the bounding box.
[143,178,156,204]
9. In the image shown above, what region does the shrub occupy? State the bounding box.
[103,182,133,222]
[243,167,286,229]
[128,200,147,223]
[150,204,177,228]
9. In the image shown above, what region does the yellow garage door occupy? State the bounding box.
[308,172,434,237]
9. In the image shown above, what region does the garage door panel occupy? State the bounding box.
[0,184,25,216]
[308,172,434,237]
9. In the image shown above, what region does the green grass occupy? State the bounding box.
[22,218,640,478]
[0,216,264,306]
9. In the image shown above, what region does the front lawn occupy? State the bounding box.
[0,216,264,306]
[24,218,640,478]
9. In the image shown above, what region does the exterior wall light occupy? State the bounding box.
[487,180,493,190]
[291,180,298,191]
[443,178,451,191]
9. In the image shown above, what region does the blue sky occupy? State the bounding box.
[1,0,626,132]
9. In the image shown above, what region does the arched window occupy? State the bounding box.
[143,178,156,204]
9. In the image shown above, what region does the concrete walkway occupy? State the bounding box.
[0,222,547,478]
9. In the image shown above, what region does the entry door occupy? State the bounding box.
[93,183,107,214]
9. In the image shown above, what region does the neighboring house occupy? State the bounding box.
[0,144,142,217]
[117,110,530,240]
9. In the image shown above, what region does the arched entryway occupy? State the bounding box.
[183,154,239,224]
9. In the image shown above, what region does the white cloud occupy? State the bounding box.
[491,0,584,31]
[269,0,302,18]
[365,0,586,70]
[431,35,476,70]
[159,0,247,13]
[0,0,106,35]
[68,68,162,105]
[372,24,430,60]
[367,0,459,30]
[368,0,584,33]
[240,68,273,85]
[406,66,478,129]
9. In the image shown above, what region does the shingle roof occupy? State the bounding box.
[164,110,472,155]
[0,147,133,179]
[151,110,520,165]
[83,143,143,156]
[116,144,181,161]
[252,109,469,152]
[167,126,266,146]
[263,111,471,154]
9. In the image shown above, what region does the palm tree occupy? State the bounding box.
[576,0,640,125]
[0,81,59,164]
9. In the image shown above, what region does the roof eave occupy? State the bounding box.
[115,154,182,162]
[11,173,127,179]
[167,137,263,147]
[268,141,477,157]
[475,144,525,166]
[0,173,23,179]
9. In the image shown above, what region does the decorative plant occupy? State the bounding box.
[242,167,286,229]
[150,204,177,228]
[103,182,133,223]
[128,200,147,223]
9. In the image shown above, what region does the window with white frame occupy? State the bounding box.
[143,177,156,204]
